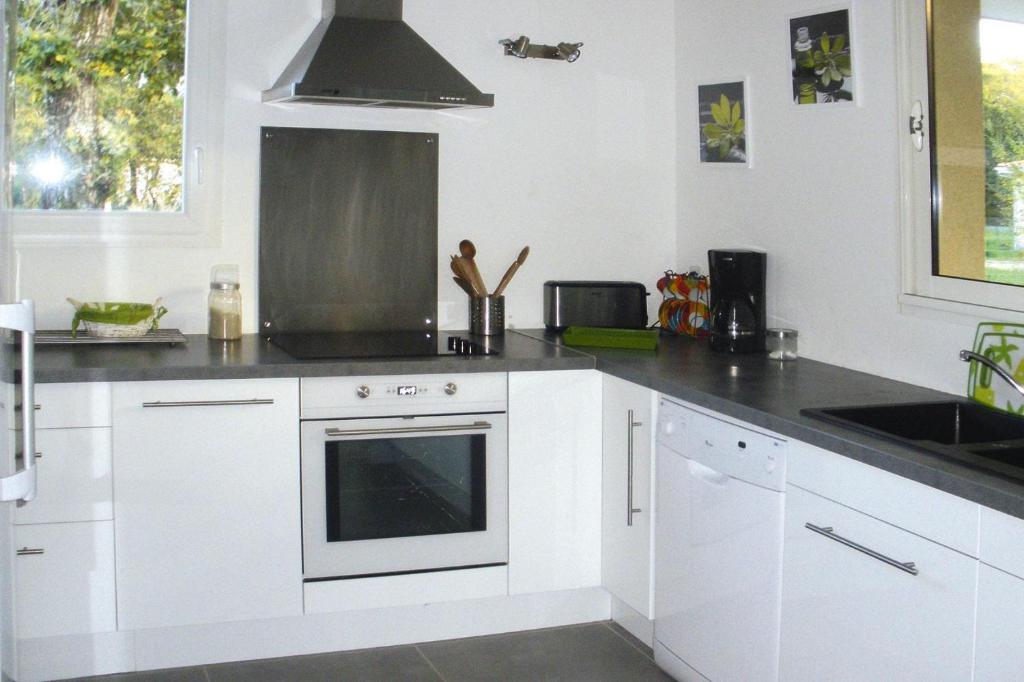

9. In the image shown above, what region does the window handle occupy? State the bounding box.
[194,146,205,185]
[909,100,925,152]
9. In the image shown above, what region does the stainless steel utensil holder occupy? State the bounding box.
[470,295,505,336]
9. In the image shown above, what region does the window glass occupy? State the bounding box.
[12,0,186,212]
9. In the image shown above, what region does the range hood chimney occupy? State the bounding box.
[262,0,494,109]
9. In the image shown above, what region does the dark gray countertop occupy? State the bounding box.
[514,329,1024,521]
[26,327,1024,519]
[29,331,594,383]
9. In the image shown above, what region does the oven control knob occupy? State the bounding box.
[356,385,371,399]
[444,382,458,396]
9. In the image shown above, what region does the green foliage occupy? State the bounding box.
[982,60,1024,224]
[702,94,745,160]
[812,32,852,87]
[13,0,186,211]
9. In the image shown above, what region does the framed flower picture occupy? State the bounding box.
[697,80,749,165]
[789,7,855,106]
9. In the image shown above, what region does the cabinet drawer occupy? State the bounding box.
[787,439,979,556]
[15,428,112,525]
[15,521,116,639]
[33,383,111,429]
[780,485,976,681]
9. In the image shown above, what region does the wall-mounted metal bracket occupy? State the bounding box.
[500,36,583,63]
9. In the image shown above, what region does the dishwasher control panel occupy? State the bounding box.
[657,397,787,491]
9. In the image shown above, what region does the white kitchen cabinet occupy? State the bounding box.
[976,506,1024,681]
[975,563,1024,681]
[780,484,976,682]
[14,427,112,525]
[507,370,602,595]
[112,378,303,630]
[15,521,116,638]
[601,374,655,618]
[33,382,111,429]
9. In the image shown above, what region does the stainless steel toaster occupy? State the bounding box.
[544,281,649,330]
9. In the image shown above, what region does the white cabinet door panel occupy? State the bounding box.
[34,383,111,429]
[113,378,302,630]
[508,371,602,595]
[976,563,1024,681]
[15,427,112,525]
[601,375,655,617]
[15,521,116,638]
[780,485,976,682]
[980,505,1024,579]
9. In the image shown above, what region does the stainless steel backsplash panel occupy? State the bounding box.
[259,127,438,334]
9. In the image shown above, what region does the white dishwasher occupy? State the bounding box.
[654,397,787,682]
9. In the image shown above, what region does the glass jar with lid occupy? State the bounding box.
[209,264,242,341]
[766,328,798,361]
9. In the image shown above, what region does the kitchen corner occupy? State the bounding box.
[516,328,1024,521]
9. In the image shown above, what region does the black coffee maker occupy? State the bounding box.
[708,249,766,353]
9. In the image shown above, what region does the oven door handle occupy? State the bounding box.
[324,421,493,438]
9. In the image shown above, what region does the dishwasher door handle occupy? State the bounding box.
[805,523,919,576]
[686,458,731,486]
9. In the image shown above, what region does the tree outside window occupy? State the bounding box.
[13,0,186,212]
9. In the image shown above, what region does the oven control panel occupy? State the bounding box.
[301,373,507,419]
[357,381,458,399]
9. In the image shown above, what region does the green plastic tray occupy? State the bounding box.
[563,326,659,350]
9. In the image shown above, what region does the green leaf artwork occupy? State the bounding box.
[702,91,746,161]
[790,10,854,105]
[812,32,853,89]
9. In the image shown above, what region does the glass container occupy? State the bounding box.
[766,328,798,361]
[209,264,242,341]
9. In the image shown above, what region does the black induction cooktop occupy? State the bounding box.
[269,332,497,360]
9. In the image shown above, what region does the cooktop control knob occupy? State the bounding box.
[444,382,458,396]
[356,385,371,399]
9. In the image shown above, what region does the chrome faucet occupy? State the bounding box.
[960,349,1024,398]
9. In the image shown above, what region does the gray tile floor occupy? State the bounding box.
[69,622,672,682]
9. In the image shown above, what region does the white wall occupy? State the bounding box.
[675,0,980,394]
[15,0,677,333]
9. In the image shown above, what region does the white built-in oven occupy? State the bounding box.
[300,373,508,581]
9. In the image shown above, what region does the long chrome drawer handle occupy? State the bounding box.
[325,421,492,437]
[16,548,44,556]
[142,399,275,408]
[627,409,643,527]
[805,523,919,576]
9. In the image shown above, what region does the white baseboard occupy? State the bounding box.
[19,587,610,681]
[654,640,709,682]
[17,630,134,682]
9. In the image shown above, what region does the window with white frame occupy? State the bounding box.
[901,0,1024,314]
[10,0,222,243]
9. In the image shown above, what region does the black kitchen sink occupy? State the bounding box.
[804,401,1024,446]
[802,400,1024,484]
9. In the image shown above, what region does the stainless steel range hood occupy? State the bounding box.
[263,0,494,109]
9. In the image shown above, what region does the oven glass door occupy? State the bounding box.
[301,413,508,580]
[325,432,486,542]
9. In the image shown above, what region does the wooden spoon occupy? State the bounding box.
[451,255,486,297]
[452,276,475,296]
[493,246,530,297]
[459,240,488,295]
